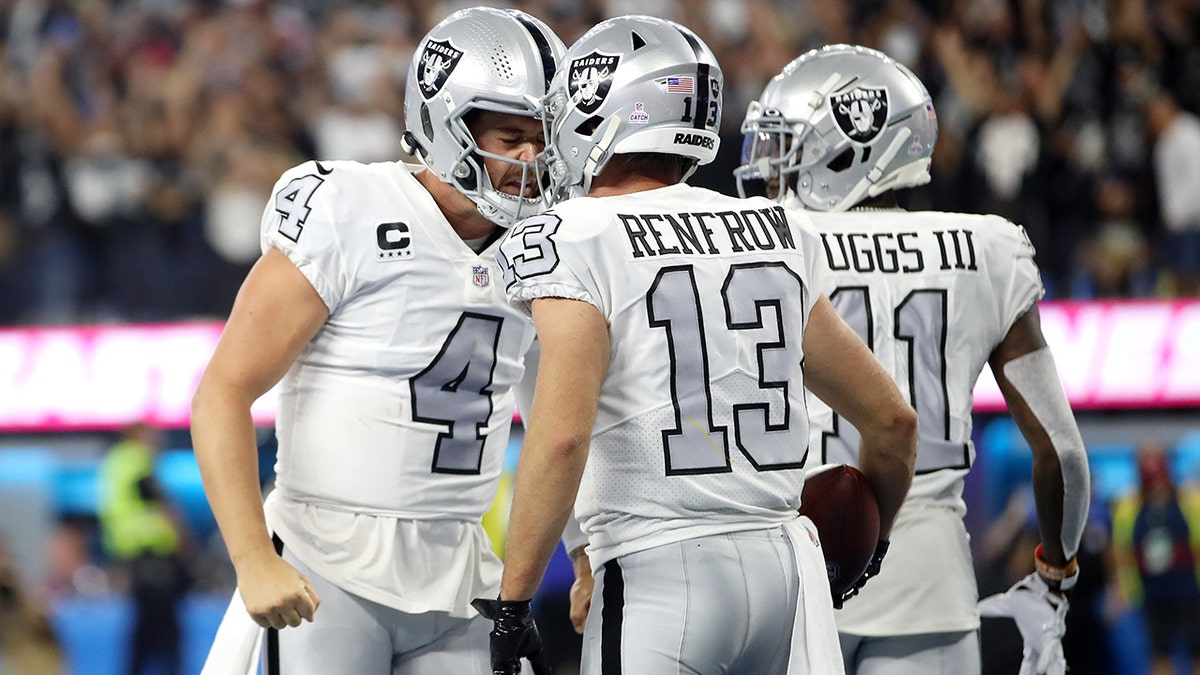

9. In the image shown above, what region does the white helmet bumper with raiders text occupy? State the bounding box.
[543,15,723,202]
[402,7,564,226]
[736,44,937,211]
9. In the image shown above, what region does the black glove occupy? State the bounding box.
[834,540,889,609]
[471,597,551,675]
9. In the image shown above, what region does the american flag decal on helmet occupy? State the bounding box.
[666,76,694,94]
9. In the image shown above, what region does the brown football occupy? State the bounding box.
[799,464,881,598]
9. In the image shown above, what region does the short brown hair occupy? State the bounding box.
[603,153,694,183]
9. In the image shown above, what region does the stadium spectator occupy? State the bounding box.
[1144,89,1200,296]
[1111,439,1200,675]
[98,422,190,675]
[1074,171,1156,297]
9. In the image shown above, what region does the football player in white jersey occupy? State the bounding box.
[736,45,1092,675]
[189,8,563,674]
[476,17,918,675]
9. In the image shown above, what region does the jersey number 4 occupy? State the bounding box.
[274,173,325,242]
[411,313,504,475]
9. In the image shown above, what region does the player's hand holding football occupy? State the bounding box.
[472,597,551,675]
[835,540,889,609]
[978,572,1069,675]
[235,550,320,630]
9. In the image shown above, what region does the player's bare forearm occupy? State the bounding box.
[192,358,322,629]
[857,417,918,539]
[500,406,592,599]
[191,376,276,568]
[802,295,917,537]
[1030,452,1068,564]
[191,249,329,568]
[501,436,587,600]
[501,297,608,601]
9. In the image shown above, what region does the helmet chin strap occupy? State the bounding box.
[577,113,623,197]
[474,200,504,224]
[830,127,911,212]
[870,157,932,195]
[680,159,700,183]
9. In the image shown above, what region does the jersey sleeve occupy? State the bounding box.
[789,210,828,320]
[497,200,614,318]
[982,216,1045,334]
[560,509,589,555]
[513,338,539,421]
[260,162,349,312]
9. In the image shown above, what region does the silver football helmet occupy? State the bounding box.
[735,44,937,211]
[543,15,722,202]
[402,7,565,226]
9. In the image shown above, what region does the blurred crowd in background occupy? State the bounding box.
[0,0,1199,328]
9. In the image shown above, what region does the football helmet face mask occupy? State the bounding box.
[543,15,722,203]
[403,7,564,226]
[735,44,937,211]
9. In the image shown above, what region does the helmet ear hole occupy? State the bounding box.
[421,104,434,142]
[826,147,855,173]
[574,115,604,137]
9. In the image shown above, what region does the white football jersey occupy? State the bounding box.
[499,184,826,567]
[799,206,1043,636]
[800,208,1042,513]
[261,160,536,520]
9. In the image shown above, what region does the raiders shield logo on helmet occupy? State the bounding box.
[417,39,464,100]
[568,51,619,115]
[830,87,888,143]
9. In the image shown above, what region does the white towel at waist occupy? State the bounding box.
[200,590,263,675]
[784,516,846,675]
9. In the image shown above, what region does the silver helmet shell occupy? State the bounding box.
[403,7,564,226]
[544,15,722,202]
[736,44,937,211]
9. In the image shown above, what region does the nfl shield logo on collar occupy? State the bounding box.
[472,265,490,288]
